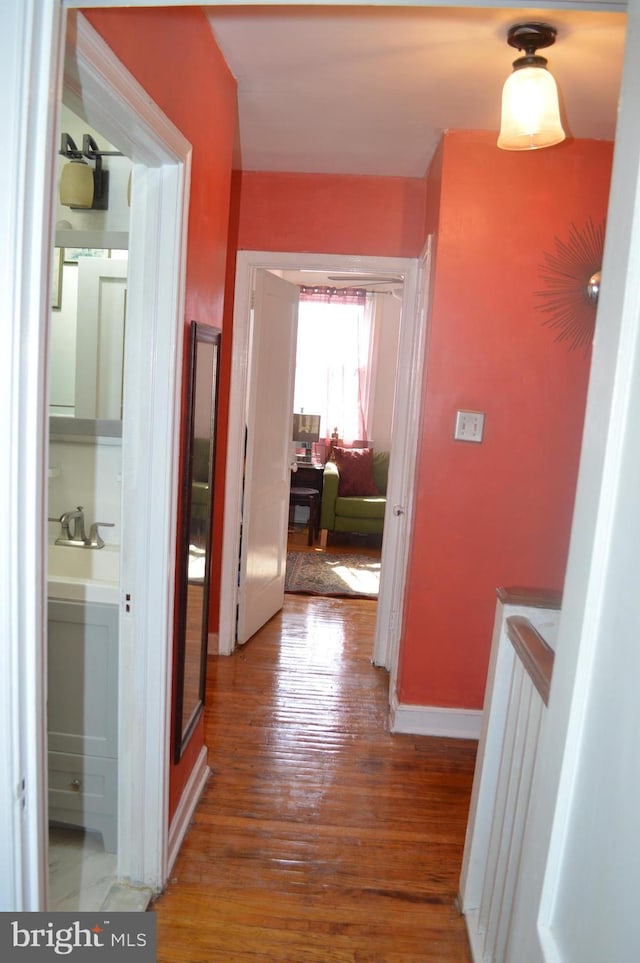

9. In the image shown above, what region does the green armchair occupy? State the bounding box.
[320,450,389,545]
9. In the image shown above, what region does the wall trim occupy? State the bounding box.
[390,695,482,740]
[167,747,210,877]
[67,13,191,894]
[220,250,419,680]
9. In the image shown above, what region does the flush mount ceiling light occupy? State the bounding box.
[497,22,566,151]
[59,133,122,210]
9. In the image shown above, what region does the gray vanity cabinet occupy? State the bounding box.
[47,599,118,853]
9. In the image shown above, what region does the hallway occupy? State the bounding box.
[152,596,475,961]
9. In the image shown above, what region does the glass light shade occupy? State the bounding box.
[59,160,94,208]
[498,65,565,150]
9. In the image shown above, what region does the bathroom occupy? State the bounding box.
[47,102,133,910]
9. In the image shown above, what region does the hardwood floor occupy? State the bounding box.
[152,596,476,961]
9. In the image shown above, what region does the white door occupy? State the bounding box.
[75,257,128,420]
[236,270,299,644]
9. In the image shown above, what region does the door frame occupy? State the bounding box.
[0,6,190,908]
[63,12,191,897]
[220,251,423,705]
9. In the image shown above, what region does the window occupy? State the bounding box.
[293,287,374,446]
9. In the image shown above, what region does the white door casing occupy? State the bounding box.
[64,13,191,895]
[372,239,431,685]
[0,6,190,909]
[0,0,63,913]
[219,252,422,704]
[236,270,299,644]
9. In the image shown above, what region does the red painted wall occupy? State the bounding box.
[235,131,613,714]
[397,131,613,709]
[84,7,237,819]
[236,171,426,257]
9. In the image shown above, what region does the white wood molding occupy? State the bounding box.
[167,748,210,876]
[389,695,482,740]
[219,251,417,667]
[64,14,191,894]
[0,0,63,912]
[65,12,190,165]
[373,239,430,683]
[68,1,628,13]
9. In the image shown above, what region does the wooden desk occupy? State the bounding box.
[291,462,324,498]
[290,464,324,544]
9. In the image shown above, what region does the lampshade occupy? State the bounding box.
[497,22,565,152]
[59,159,94,208]
[498,64,565,150]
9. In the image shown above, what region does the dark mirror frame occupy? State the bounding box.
[173,321,221,762]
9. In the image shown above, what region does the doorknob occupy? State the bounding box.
[393,505,405,516]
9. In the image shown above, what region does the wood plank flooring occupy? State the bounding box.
[152,596,476,961]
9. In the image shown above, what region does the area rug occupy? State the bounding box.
[285,551,380,599]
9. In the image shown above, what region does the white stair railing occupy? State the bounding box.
[459,589,559,963]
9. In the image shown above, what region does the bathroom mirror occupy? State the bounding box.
[174,322,221,762]
[49,235,128,424]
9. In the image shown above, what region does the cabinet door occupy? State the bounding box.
[48,751,118,853]
[48,600,118,758]
[75,257,128,420]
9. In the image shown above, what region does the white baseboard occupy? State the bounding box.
[463,908,483,963]
[167,746,210,875]
[390,696,482,740]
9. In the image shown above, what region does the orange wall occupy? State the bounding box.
[84,6,237,819]
[398,131,613,708]
[236,171,426,257]
[235,131,613,713]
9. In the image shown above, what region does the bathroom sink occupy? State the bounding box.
[48,543,120,583]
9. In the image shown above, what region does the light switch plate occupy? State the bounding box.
[454,410,485,443]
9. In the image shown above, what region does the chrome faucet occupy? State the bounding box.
[58,506,87,546]
[49,506,114,549]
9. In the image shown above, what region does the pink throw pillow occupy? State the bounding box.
[332,447,379,497]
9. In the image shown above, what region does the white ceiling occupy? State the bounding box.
[204,5,626,178]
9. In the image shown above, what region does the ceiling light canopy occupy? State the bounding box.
[498,22,565,152]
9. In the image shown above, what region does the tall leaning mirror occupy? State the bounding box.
[174,321,221,762]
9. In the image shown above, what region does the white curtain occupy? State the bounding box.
[293,290,374,447]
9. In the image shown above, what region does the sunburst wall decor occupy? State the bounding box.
[534,217,605,356]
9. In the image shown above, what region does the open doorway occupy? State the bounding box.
[282,269,402,605]
[47,104,130,910]
[220,249,429,707]
[35,13,191,909]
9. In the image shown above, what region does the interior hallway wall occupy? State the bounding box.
[235,171,427,258]
[234,132,614,715]
[398,130,614,709]
[84,6,237,819]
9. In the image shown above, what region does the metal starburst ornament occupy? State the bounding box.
[535,217,605,355]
